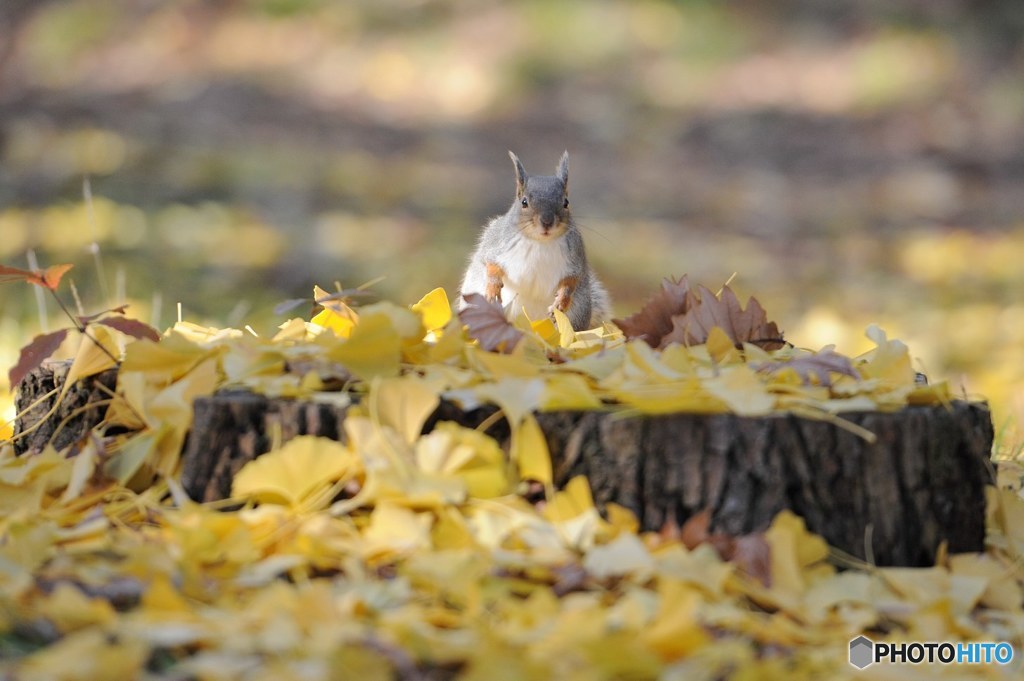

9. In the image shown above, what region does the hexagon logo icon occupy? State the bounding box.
[849,636,874,669]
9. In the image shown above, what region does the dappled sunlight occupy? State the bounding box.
[2,2,1024,676]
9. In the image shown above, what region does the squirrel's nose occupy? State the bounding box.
[540,214,555,229]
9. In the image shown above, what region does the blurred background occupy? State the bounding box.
[1,0,1023,448]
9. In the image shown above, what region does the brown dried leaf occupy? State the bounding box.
[96,317,161,343]
[459,293,523,353]
[730,534,772,587]
[314,287,374,308]
[680,509,733,557]
[679,509,711,550]
[754,349,859,387]
[661,285,784,350]
[274,298,309,315]
[612,276,692,347]
[658,513,683,544]
[680,510,770,584]
[8,329,70,387]
[77,305,131,326]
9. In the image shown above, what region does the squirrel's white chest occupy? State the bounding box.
[498,237,569,319]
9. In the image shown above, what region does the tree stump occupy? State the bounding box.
[530,405,993,567]
[13,360,120,455]
[12,362,994,567]
[180,393,992,566]
[180,391,353,502]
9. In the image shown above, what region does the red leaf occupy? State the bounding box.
[8,329,70,387]
[0,263,74,290]
[459,293,523,353]
[36,264,74,290]
[0,265,42,285]
[97,317,161,342]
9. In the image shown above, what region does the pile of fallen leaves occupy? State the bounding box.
[2,269,1022,679]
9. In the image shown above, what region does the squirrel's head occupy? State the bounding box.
[509,150,571,241]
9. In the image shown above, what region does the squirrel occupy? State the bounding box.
[459,151,611,331]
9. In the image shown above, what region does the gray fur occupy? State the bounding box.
[459,151,611,331]
[509,151,528,198]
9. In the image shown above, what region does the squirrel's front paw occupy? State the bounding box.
[484,263,505,303]
[550,290,572,317]
[485,282,503,302]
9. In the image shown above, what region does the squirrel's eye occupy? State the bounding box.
[521,197,528,208]
[563,198,569,209]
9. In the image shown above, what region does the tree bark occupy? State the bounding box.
[13,360,119,455]
[180,393,992,566]
[14,361,993,567]
[531,405,993,567]
[179,391,352,502]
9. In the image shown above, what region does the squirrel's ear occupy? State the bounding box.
[509,151,528,198]
[556,151,569,191]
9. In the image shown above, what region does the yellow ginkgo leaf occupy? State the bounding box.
[511,413,552,485]
[310,284,359,339]
[411,287,452,332]
[415,422,509,498]
[859,324,915,387]
[467,345,541,379]
[325,310,401,380]
[62,325,119,398]
[949,553,1024,611]
[140,574,194,614]
[372,374,441,444]
[764,510,832,598]
[641,579,710,660]
[58,438,99,504]
[530,316,560,347]
[541,373,603,411]
[103,427,165,486]
[360,301,424,341]
[361,501,433,562]
[36,582,117,633]
[148,357,220,436]
[431,507,478,550]
[311,306,357,339]
[705,326,738,364]
[17,628,149,681]
[582,532,654,580]
[544,476,597,524]
[272,317,312,342]
[423,317,466,364]
[473,376,545,425]
[169,321,243,345]
[232,436,362,507]
[703,365,775,416]
[120,331,209,380]
[552,308,576,348]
